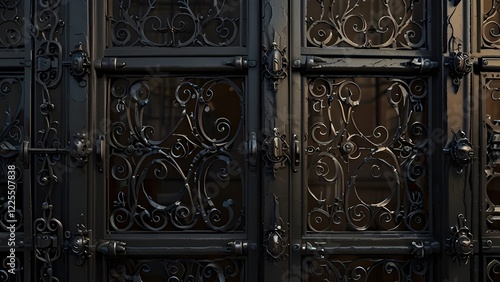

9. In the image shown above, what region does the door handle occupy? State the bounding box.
[292,134,300,172]
[248,132,257,169]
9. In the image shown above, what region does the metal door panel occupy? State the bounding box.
[474,1,500,281]
[0,0,487,280]
[287,0,447,281]
[91,1,260,281]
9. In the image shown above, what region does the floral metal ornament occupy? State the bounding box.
[262,127,290,178]
[263,42,288,91]
[446,214,473,265]
[263,195,288,263]
[444,130,474,173]
[68,224,91,266]
[66,42,90,87]
[448,52,472,86]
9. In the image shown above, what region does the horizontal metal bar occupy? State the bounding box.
[95,238,253,256]
[301,239,441,256]
[124,246,235,256]
[27,148,69,153]
[476,57,500,72]
[0,58,26,70]
[104,47,248,58]
[301,47,433,58]
[299,55,439,75]
[95,56,251,73]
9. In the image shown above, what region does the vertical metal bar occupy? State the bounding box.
[22,1,34,281]
[246,0,261,281]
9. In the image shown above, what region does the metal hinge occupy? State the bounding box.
[227,240,257,255]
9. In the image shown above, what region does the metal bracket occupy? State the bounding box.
[223,56,250,70]
[94,57,126,71]
[63,42,90,87]
[227,240,250,255]
[411,241,441,259]
[301,242,326,257]
[95,240,127,256]
[446,214,473,265]
[409,57,439,73]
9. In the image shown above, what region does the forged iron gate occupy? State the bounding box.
[0,0,499,281]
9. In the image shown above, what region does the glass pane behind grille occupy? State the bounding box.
[305,0,426,49]
[108,0,245,47]
[107,76,246,232]
[306,77,429,232]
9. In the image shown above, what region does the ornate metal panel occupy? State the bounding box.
[107,76,246,232]
[305,76,429,233]
[0,0,24,49]
[107,257,244,281]
[305,0,427,49]
[482,73,500,234]
[483,0,500,49]
[107,0,246,48]
[300,255,431,281]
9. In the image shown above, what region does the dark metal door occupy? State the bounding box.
[0,0,495,281]
[474,1,500,281]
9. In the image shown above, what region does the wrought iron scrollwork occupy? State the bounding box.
[0,0,24,48]
[444,130,474,173]
[483,0,500,49]
[446,214,473,265]
[448,52,472,86]
[486,119,500,165]
[32,0,65,280]
[305,0,426,49]
[263,195,288,263]
[108,77,245,232]
[108,0,242,47]
[306,77,429,232]
[0,77,23,168]
[108,258,242,281]
[302,256,430,281]
[263,42,288,91]
[488,259,500,282]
